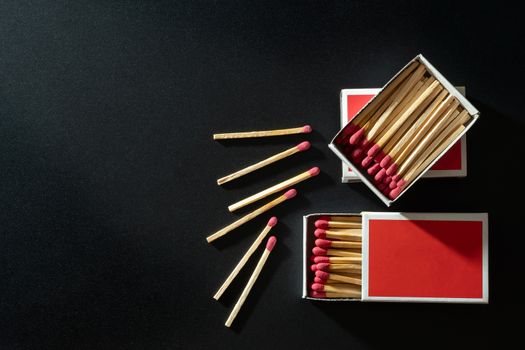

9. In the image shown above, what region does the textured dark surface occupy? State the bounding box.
[1,1,523,349]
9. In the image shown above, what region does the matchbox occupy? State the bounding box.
[302,212,489,304]
[340,87,468,183]
[329,54,480,206]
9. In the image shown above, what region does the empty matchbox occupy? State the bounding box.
[340,87,468,183]
[302,212,489,304]
[329,54,480,206]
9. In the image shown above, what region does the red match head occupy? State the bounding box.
[283,189,297,199]
[396,179,406,188]
[380,155,392,168]
[296,141,311,151]
[315,239,332,248]
[266,236,277,251]
[389,180,398,189]
[267,217,278,227]
[315,270,330,280]
[314,277,325,284]
[308,167,320,176]
[367,163,381,175]
[351,147,365,159]
[309,255,316,262]
[377,182,387,191]
[386,163,398,176]
[302,125,313,133]
[310,264,318,272]
[367,144,381,157]
[312,247,328,256]
[313,256,329,263]
[389,187,403,199]
[349,128,365,145]
[309,291,327,298]
[361,156,374,168]
[314,228,327,238]
[383,176,392,185]
[311,283,325,291]
[316,263,330,271]
[374,150,386,163]
[314,220,329,229]
[374,168,386,182]
[392,174,401,182]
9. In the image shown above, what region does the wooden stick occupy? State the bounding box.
[316,215,362,222]
[225,236,276,328]
[314,283,361,295]
[206,189,296,243]
[317,263,361,272]
[217,141,310,185]
[213,217,277,300]
[313,256,362,264]
[228,167,319,212]
[315,220,361,229]
[310,290,361,298]
[312,247,362,257]
[319,240,361,249]
[316,271,362,285]
[314,228,362,242]
[214,125,311,140]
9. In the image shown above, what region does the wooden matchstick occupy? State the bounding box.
[213,125,312,140]
[206,189,296,243]
[316,263,361,273]
[314,220,361,229]
[311,282,361,295]
[216,141,310,185]
[310,290,361,298]
[213,217,277,300]
[228,167,320,212]
[312,247,362,257]
[225,236,277,328]
[314,228,361,242]
[316,238,361,249]
[315,270,362,285]
[313,256,362,264]
[316,215,361,222]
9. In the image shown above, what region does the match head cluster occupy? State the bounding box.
[308,215,363,299]
[334,60,472,200]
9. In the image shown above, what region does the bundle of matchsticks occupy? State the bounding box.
[309,215,362,299]
[337,59,472,200]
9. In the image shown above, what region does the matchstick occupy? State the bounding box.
[314,220,361,229]
[315,270,362,285]
[310,290,361,298]
[315,238,361,249]
[317,215,361,222]
[311,282,361,295]
[314,228,362,242]
[316,263,362,273]
[228,167,320,212]
[213,217,278,300]
[312,247,362,257]
[225,236,277,328]
[217,141,310,185]
[313,256,362,264]
[213,125,312,140]
[206,189,296,243]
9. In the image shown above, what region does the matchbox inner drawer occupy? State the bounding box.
[328,54,480,206]
[302,212,489,303]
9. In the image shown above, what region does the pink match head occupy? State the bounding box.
[367,163,381,175]
[389,187,403,199]
[346,123,359,135]
[296,141,311,152]
[309,255,316,262]
[302,125,313,133]
[377,182,387,191]
[311,283,325,292]
[392,174,401,182]
[314,228,327,238]
[396,179,406,188]
[315,270,330,280]
[380,155,392,168]
[349,128,365,145]
[351,147,364,159]
[314,220,329,229]
[316,263,330,271]
[367,144,381,157]
[266,236,277,251]
[359,137,370,147]
[389,180,397,189]
[283,189,297,199]
[361,156,374,168]
[313,256,329,263]
[386,163,398,176]
[383,176,392,185]
[314,277,325,284]
[309,291,327,298]
[308,167,320,176]
[312,247,328,256]
[374,168,386,182]
[374,150,386,163]
[267,217,278,227]
[310,264,318,272]
[315,239,332,248]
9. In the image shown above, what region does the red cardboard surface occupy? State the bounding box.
[345,94,463,171]
[367,219,483,299]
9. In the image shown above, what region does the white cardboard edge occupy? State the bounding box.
[331,54,480,205]
[360,212,489,304]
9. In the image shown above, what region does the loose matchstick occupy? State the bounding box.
[228,167,320,212]
[312,247,361,257]
[315,238,361,249]
[213,217,277,300]
[213,125,312,140]
[216,141,310,185]
[225,236,277,328]
[315,270,362,285]
[314,228,362,241]
[206,189,296,243]
[315,219,361,229]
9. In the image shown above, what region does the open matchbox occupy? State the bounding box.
[329,54,480,206]
[302,212,489,303]
[340,87,468,183]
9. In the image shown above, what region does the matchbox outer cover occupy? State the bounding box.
[361,212,488,303]
[340,88,468,183]
[329,54,480,206]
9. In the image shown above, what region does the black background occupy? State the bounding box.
[1,1,524,349]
